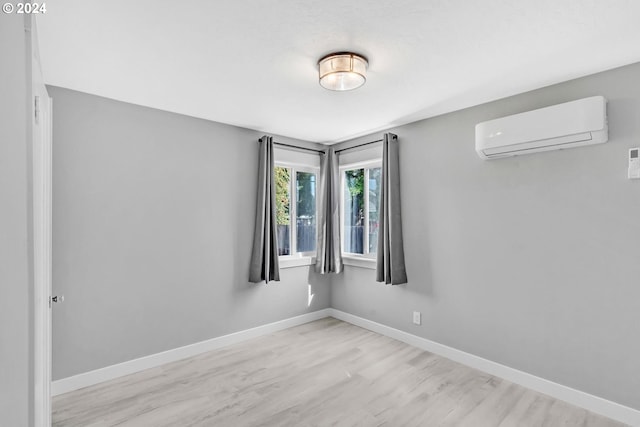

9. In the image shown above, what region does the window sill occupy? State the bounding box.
[278,255,377,270]
[342,256,376,270]
[279,256,315,269]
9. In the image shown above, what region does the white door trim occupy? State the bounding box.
[31,13,53,424]
[32,92,52,427]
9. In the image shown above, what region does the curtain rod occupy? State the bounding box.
[273,141,325,154]
[273,137,385,154]
[334,138,383,154]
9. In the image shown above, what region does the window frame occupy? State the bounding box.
[340,159,383,261]
[274,161,319,261]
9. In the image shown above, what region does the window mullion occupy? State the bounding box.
[364,168,370,255]
[340,172,345,255]
[290,168,296,254]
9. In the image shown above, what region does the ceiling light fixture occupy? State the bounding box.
[318,52,368,91]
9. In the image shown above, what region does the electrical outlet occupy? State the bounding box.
[413,311,421,325]
[629,148,640,179]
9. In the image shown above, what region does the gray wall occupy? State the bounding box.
[332,62,640,410]
[49,87,331,379]
[0,14,32,427]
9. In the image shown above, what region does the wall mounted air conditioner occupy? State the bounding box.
[475,96,608,160]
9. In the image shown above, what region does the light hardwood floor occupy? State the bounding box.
[53,318,627,426]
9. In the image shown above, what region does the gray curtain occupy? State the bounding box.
[376,133,408,285]
[316,148,342,274]
[249,136,280,283]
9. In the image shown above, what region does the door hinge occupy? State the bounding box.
[34,96,40,124]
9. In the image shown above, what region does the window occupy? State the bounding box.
[296,171,317,253]
[275,165,317,257]
[342,162,382,257]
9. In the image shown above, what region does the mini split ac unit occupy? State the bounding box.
[475,96,608,159]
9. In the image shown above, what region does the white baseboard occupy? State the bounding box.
[328,308,640,427]
[51,308,332,397]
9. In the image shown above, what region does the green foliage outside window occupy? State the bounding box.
[275,167,290,225]
[344,169,364,198]
[345,169,365,227]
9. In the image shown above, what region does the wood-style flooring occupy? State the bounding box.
[53,317,627,426]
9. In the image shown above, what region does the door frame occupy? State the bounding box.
[31,14,53,425]
[32,93,52,426]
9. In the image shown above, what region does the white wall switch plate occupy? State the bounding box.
[413,311,421,325]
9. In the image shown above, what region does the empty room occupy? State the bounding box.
[2,1,640,426]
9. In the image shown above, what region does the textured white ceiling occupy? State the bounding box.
[36,0,640,143]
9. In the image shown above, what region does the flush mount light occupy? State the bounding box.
[318,52,368,91]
